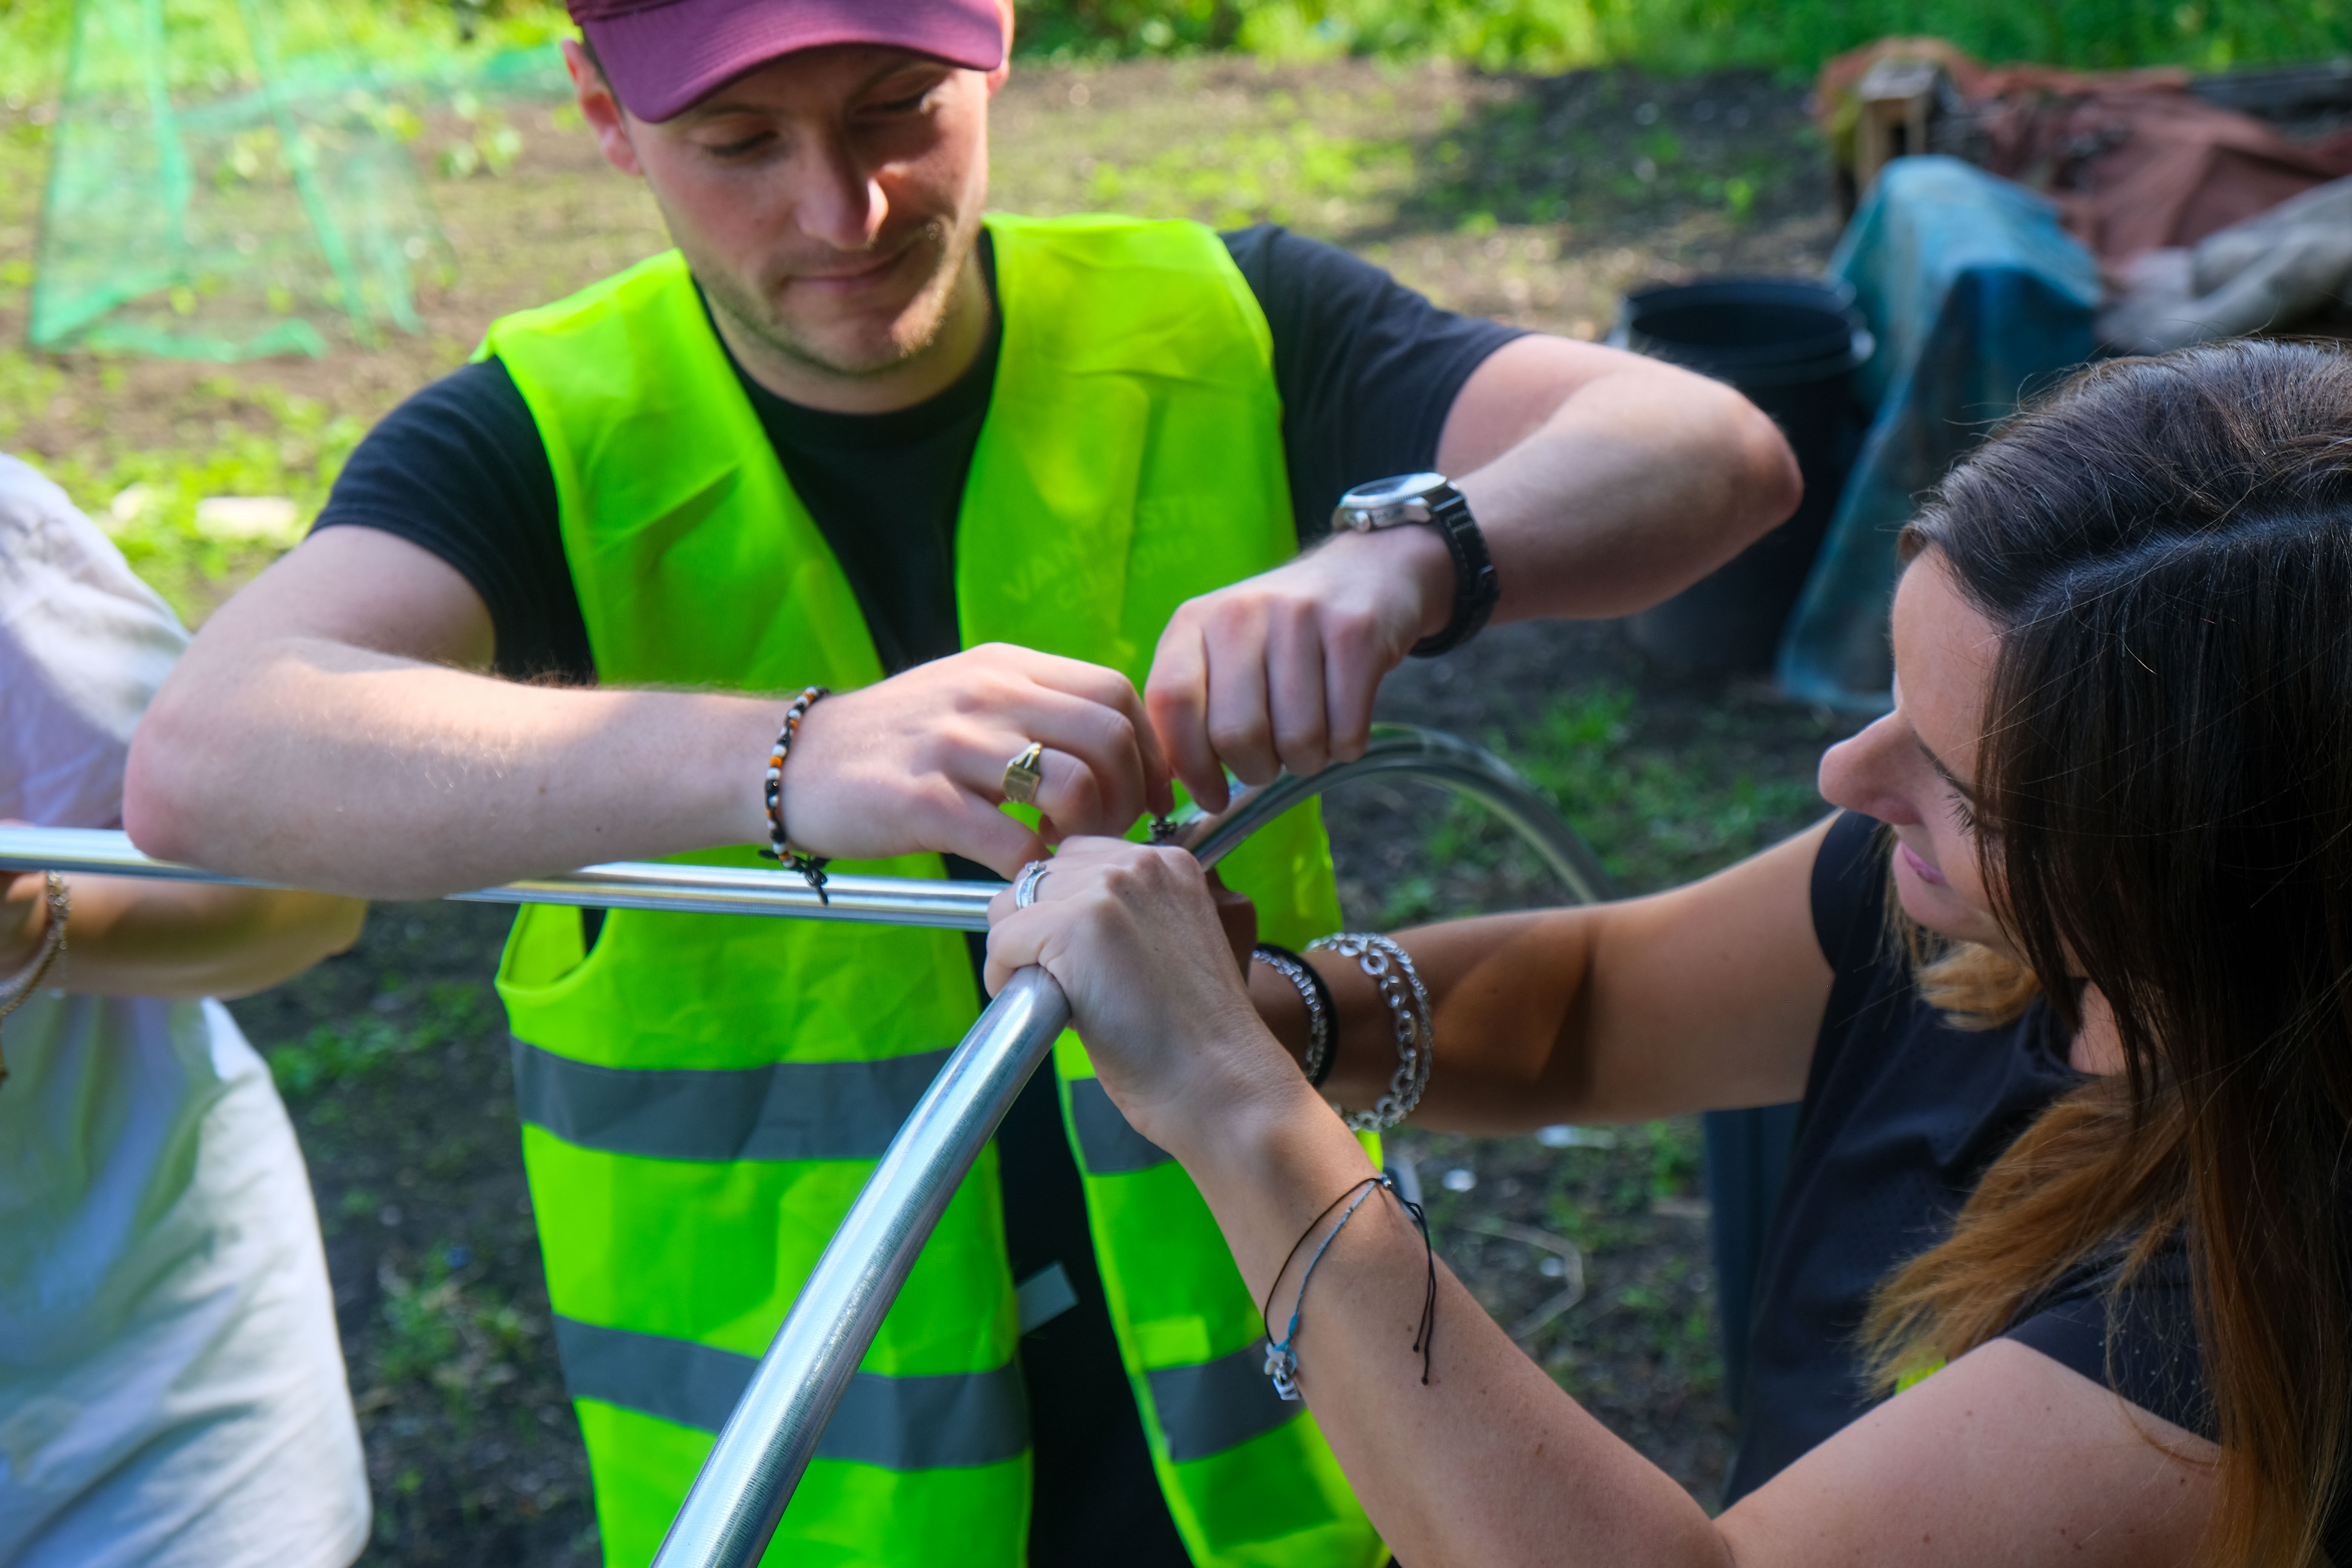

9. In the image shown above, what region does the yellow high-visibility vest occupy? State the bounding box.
[487,214,1379,1568]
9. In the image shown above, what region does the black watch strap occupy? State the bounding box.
[1409,485,1499,658]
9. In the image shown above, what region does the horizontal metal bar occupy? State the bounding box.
[0,728,1610,928]
[0,825,1005,930]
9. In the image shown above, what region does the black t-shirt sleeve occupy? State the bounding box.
[1803,810,1895,1091]
[2004,1249,2215,1439]
[1810,810,1889,977]
[1222,224,1526,545]
[309,357,593,684]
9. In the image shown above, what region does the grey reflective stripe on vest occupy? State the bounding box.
[1145,1337,1302,1462]
[552,1314,1028,1469]
[512,1037,951,1162]
[1066,1076,1173,1174]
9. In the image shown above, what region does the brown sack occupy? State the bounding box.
[1817,39,2352,274]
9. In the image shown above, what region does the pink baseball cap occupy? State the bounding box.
[568,0,1008,123]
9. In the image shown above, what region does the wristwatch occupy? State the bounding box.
[1331,472,1499,657]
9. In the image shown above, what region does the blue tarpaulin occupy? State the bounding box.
[1776,156,2104,708]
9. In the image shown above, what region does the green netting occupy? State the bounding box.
[30,0,569,361]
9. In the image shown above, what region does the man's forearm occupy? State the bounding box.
[128,634,774,899]
[1444,338,1802,622]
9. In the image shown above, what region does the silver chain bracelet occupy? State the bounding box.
[1305,932,1433,1130]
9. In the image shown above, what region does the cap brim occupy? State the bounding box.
[585,0,1006,123]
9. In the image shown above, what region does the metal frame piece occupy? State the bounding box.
[646,725,1611,1566]
[650,968,1071,1566]
[0,723,1608,1568]
[0,824,1006,930]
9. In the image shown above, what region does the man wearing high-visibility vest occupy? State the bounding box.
[126,2,1799,1562]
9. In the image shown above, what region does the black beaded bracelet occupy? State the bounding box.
[760,686,832,904]
[1253,942,1337,1089]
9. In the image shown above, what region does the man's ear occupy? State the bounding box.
[562,37,644,178]
[985,0,1014,96]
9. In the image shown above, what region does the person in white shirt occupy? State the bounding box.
[0,455,371,1568]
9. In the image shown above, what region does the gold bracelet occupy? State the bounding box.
[0,872,70,1087]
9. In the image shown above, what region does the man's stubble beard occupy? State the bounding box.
[700,215,980,384]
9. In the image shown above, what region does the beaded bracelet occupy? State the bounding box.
[1252,943,1336,1089]
[1305,933,1433,1130]
[759,686,832,905]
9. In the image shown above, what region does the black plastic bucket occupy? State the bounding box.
[1612,277,1873,674]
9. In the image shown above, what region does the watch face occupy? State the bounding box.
[1339,472,1449,510]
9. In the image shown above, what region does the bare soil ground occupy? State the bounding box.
[9,52,1854,1564]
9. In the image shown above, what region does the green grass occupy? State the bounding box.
[266,981,488,1104]
[1498,684,1826,891]
[372,1245,536,1427]
[1382,682,1829,925]
[1080,112,1417,231]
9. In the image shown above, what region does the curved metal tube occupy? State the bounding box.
[651,968,1071,1568]
[649,724,1611,1568]
[1178,723,1615,904]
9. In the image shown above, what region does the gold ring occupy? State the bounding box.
[1001,742,1046,806]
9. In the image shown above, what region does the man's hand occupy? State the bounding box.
[129,534,1177,897]
[783,642,1176,878]
[1144,335,1801,807]
[1145,527,1452,811]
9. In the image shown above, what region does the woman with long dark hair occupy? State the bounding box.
[986,339,2352,1565]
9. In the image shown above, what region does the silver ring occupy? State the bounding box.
[1012,859,1052,910]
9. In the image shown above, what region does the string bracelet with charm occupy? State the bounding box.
[1259,1170,1439,1399]
[759,685,832,904]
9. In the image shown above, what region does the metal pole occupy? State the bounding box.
[0,824,1005,931]
[649,968,1071,1568]
[0,727,1606,929]
[0,723,1606,1568]
[646,725,1610,1568]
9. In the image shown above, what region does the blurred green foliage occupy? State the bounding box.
[375,1247,533,1413]
[1,0,2331,104]
[268,982,487,1104]
[0,0,571,102]
[1020,0,2341,73]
